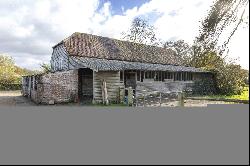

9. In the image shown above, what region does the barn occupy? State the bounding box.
[22,32,215,105]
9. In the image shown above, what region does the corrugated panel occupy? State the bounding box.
[70,56,208,73]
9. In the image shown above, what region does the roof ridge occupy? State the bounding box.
[61,32,168,50]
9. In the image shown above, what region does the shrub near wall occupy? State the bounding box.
[0,83,21,90]
[192,75,216,95]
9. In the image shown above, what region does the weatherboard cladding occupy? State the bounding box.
[51,33,207,73]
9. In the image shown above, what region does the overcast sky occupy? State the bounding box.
[0,0,249,70]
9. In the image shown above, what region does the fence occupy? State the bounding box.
[122,87,185,107]
[0,83,22,90]
[134,90,185,107]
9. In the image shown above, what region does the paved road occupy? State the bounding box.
[0,91,36,106]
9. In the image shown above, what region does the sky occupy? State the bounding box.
[0,0,249,70]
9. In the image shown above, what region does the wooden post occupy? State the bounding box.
[101,80,104,104]
[121,87,124,104]
[28,76,31,98]
[92,71,95,103]
[143,93,146,107]
[178,92,184,107]
[118,87,120,104]
[135,94,138,107]
[119,87,125,104]
[101,79,109,105]
[104,80,108,105]
[159,92,162,107]
[128,87,133,106]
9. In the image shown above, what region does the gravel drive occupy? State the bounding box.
[0,90,233,107]
[0,91,36,106]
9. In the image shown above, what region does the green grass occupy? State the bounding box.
[226,86,249,100]
[198,86,249,101]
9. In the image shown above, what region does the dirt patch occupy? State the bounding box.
[0,91,236,107]
[0,91,36,106]
[136,96,234,107]
[183,99,233,107]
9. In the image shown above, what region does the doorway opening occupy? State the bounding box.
[124,70,136,89]
[78,68,93,104]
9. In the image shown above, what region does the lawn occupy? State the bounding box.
[200,86,249,101]
[226,86,249,100]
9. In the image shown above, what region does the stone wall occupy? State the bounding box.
[30,70,78,104]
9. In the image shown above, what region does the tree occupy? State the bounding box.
[0,54,39,87]
[163,40,193,66]
[214,63,248,95]
[189,0,249,95]
[0,54,19,84]
[196,0,249,56]
[122,17,160,46]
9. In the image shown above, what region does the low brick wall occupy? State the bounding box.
[29,70,79,104]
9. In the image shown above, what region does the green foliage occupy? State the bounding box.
[191,0,249,95]
[197,0,249,54]
[214,63,247,95]
[192,76,216,95]
[121,17,160,46]
[196,86,249,100]
[0,54,39,89]
[0,83,22,90]
[227,86,249,100]
[162,40,247,95]
[189,51,224,69]
[187,50,248,95]
[164,40,192,66]
[0,54,19,84]
[123,12,248,96]
[40,63,51,74]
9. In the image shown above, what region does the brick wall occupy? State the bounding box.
[30,70,79,104]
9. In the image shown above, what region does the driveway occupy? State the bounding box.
[0,90,231,107]
[0,91,36,106]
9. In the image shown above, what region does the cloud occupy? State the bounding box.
[0,0,248,70]
[0,0,103,69]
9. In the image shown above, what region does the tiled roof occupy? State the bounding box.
[61,32,183,65]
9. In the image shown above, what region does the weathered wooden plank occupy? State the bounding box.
[93,71,121,102]
[94,82,122,86]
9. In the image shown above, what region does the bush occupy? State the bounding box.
[188,51,247,96]
[213,64,247,95]
[0,83,22,90]
[192,77,216,95]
